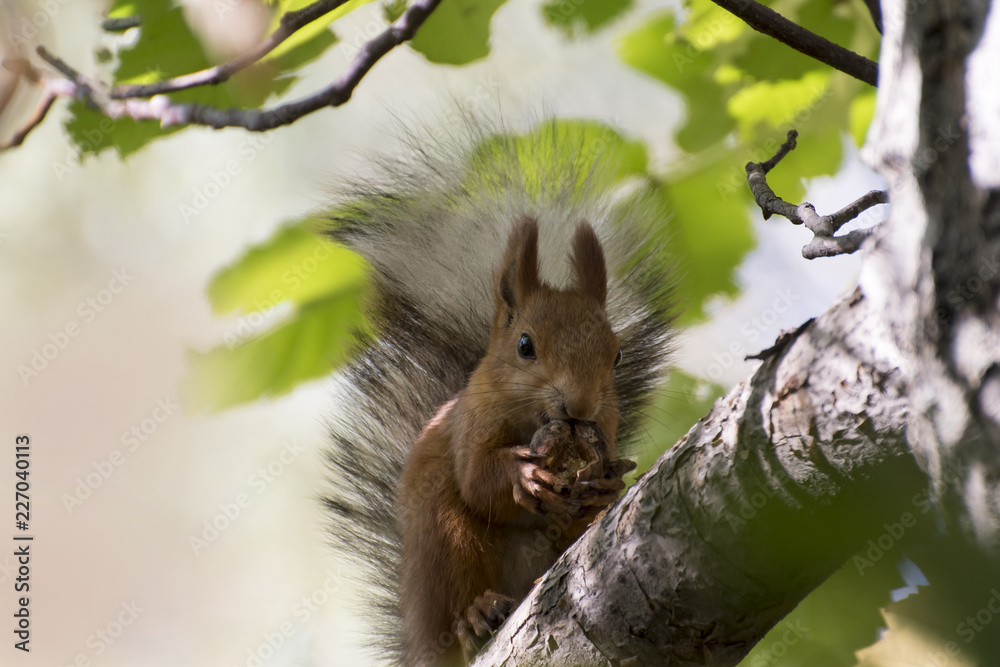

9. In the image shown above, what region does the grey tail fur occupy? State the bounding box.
[322,118,676,665]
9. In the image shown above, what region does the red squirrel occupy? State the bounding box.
[396,217,636,666]
[323,120,674,667]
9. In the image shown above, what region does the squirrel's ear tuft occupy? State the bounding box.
[570,222,608,308]
[497,217,540,315]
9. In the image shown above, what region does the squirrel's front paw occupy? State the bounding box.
[456,590,516,659]
[570,457,638,519]
[511,447,578,515]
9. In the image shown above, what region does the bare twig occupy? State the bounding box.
[746,130,888,259]
[0,87,58,151]
[708,0,878,87]
[172,0,441,131]
[110,0,351,99]
[0,0,442,150]
[0,57,64,151]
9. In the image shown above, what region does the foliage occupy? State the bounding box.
[61,1,961,663]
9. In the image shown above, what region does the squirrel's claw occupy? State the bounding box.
[457,591,516,660]
[514,458,578,515]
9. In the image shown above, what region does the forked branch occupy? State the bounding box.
[0,0,442,150]
[746,130,888,259]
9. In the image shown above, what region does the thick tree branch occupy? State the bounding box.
[473,289,925,665]
[747,129,888,259]
[707,0,878,87]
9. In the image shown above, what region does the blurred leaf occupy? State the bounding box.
[67,0,224,157]
[268,0,368,60]
[542,0,632,36]
[728,71,831,139]
[856,535,1000,666]
[382,0,407,22]
[651,156,755,322]
[183,289,368,410]
[207,220,367,315]
[630,370,725,474]
[739,558,905,667]
[183,215,372,410]
[850,90,877,146]
[678,0,744,49]
[617,10,736,152]
[409,0,507,64]
[67,0,365,155]
[469,119,648,198]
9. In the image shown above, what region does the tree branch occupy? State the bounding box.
[707,0,878,87]
[473,289,924,665]
[109,0,351,99]
[0,0,442,150]
[746,129,888,259]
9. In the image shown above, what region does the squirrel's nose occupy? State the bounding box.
[562,393,598,422]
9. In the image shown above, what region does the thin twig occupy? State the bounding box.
[164,0,441,130]
[746,130,888,259]
[110,0,351,99]
[0,0,441,150]
[0,87,57,150]
[708,0,878,87]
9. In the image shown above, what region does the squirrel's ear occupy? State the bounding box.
[497,217,540,314]
[570,222,608,308]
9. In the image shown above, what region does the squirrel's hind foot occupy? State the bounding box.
[456,590,516,660]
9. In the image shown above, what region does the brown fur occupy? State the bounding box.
[395,218,623,666]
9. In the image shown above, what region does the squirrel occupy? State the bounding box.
[323,119,674,666]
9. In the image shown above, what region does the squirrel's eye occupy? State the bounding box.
[614,348,623,368]
[517,333,536,360]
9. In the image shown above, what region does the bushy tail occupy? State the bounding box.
[322,118,675,665]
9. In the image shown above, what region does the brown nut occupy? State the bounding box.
[529,420,607,492]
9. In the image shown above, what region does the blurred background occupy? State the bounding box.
[4,0,962,665]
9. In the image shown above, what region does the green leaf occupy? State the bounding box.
[616,10,736,152]
[658,158,756,321]
[68,0,365,155]
[468,119,649,198]
[183,216,372,410]
[182,290,368,410]
[542,0,632,36]
[67,0,235,158]
[630,370,725,474]
[740,558,904,667]
[409,0,507,64]
[849,90,876,147]
[727,71,831,140]
[207,220,368,316]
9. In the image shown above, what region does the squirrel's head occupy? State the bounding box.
[483,217,621,440]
